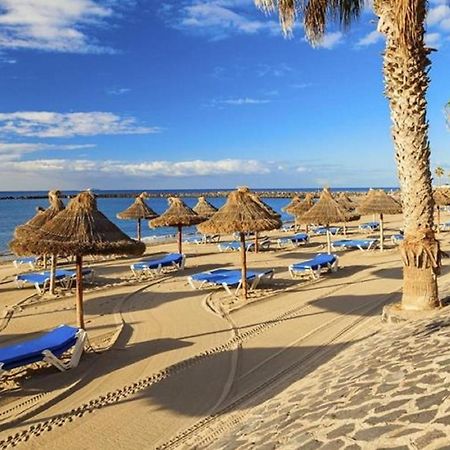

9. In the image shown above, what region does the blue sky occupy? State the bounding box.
[0,0,449,190]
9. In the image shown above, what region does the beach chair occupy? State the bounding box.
[218,239,270,252]
[281,223,296,232]
[60,268,95,289]
[277,233,309,248]
[359,222,380,232]
[184,234,220,244]
[391,234,404,245]
[187,268,274,296]
[313,227,341,236]
[15,269,94,294]
[440,222,450,231]
[289,253,339,279]
[13,256,39,270]
[331,239,378,252]
[0,325,86,377]
[130,253,186,279]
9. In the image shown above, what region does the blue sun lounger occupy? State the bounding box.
[313,227,341,236]
[16,268,94,294]
[289,253,339,279]
[184,234,220,244]
[0,325,86,377]
[391,234,404,245]
[331,239,378,251]
[359,222,380,232]
[130,253,186,278]
[187,268,274,295]
[277,233,309,247]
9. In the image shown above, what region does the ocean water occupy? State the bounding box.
[0,188,398,256]
[0,194,297,256]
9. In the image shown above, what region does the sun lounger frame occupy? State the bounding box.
[289,255,339,280]
[331,239,379,252]
[130,254,186,279]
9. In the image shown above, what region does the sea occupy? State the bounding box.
[0,188,397,257]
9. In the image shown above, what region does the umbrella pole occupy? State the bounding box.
[380,213,384,251]
[343,222,347,236]
[240,232,248,299]
[49,254,57,295]
[437,206,441,234]
[177,225,182,254]
[326,226,331,254]
[137,218,142,241]
[43,254,48,269]
[75,254,85,329]
[255,232,259,253]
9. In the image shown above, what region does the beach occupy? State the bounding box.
[2,209,447,449]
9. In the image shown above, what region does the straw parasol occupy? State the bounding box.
[433,188,450,232]
[150,197,205,254]
[357,189,402,251]
[289,193,314,231]
[193,196,218,218]
[10,191,145,329]
[282,194,302,213]
[301,188,350,253]
[337,192,356,211]
[13,190,65,294]
[198,187,281,299]
[249,192,280,253]
[117,192,158,241]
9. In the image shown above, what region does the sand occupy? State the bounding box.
[0,214,448,449]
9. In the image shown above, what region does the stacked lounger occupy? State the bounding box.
[359,222,380,232]
[277,233,309,247]
[391,234,404,245]
[13,257,39,270]
[188,268,274,295]
[313,227,341,236]
[130,253,186,278]
[218,239,271,252]
[289,253,339,279]
[331,239,378,251]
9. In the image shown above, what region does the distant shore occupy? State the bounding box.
[0,188,399,201]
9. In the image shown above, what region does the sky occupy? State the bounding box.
[0,0,449,191]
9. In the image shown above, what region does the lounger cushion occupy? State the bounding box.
[0,325,79,370]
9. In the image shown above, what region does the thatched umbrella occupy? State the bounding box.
[10,191,144,329]
[337,192,355,211]
[290,193,314,231]
[150,197,204,254]
[198,187,281,299]
[193,196,218,218]
[249,193,280,253]
[433,188,450,231]
[282,194,302,213]
[117,192,158,241]
[13,190,65,294]
[357,189,402,251]
[301,188,350,253]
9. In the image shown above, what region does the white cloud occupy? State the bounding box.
[0,111,160,137]
[356,30,384,47]
[427,4,450,27]
[164,1,280,39]
[107,88,131,96]
[0,142,95,160]
[0,0,133,54]
[425,32,442,47]
[2,158,272,177]
[220,97,270,105]
[315,32,344,49]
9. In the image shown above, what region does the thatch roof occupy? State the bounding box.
[198,186,282,234]
[337,192,355,211]
[117,192,158,220]
[301,188,350,225]
[10,191,145,257]
[150,197,204,228]
[282,195,302,213]
[250,193,281,219]
[290,193,314,217]
[193,196,217,218]
[433,188,450,206]
[357,189,402,215]
[14,190,64,240]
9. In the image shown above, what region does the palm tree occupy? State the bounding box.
[435,167,445,186]
[255,0,440,310]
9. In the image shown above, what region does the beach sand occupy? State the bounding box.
[1,213,449,449]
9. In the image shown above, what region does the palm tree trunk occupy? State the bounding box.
[240,232,248,299]
[375,1,440,310]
